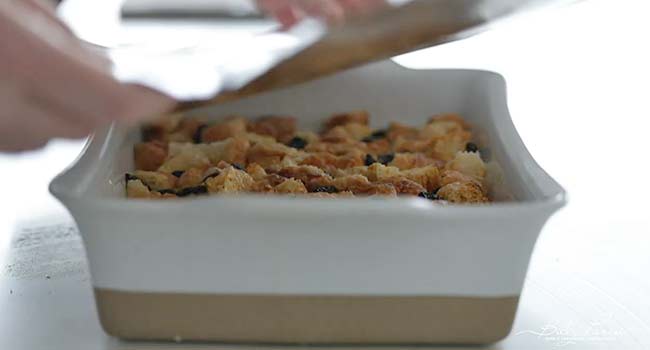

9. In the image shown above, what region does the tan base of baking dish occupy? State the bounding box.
[96,289,518,344]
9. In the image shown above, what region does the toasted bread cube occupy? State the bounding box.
[168,118,205,142]
[437,182,488,204]
[274,178,308,194]
[393,136,431,153]
[205,166,254,193]
[126,179,152,199]
[248,116,297,143]
[202,117,247,143]
[323,123,371,141]
[365,138,391,155]
[364,183,398,196]
[387,122,418,141]
[133,170,176,190]
[429,131,471,161]
[246,139,297,170]
[365,163,401,181]
[176,167,205,188]
[428,113,470,129]
[419,120,463,139]
[246,163,268,181]
[308,190,355,198]
[278,165,331,184]
[332,174,371,192]
[401,165,440,192]
[324,110,369,131]
[197,137,250,165]
[330,174,396,196]
[389,152,438,170]
[158,146,210,173]
[134,141,168,171]
[141,113,184,142]
[379,177,425,195]
[321,126,354,143]
[445,151,487,180]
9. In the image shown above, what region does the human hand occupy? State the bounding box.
[0,0,175,152]
[256,0,387,27]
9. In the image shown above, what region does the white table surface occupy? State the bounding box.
[2,0,650,349]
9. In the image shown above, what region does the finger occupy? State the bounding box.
[336,0,386,14]
[336,0,368,13]
[2,2,176,127]
[0,89,90,152]
[300,0,345,24]
[257,0,303,27]
[106,84,177,125]
[25,106,91,140]
[274,4,304,28]
[25,87,97,134]
[21,0,75,36]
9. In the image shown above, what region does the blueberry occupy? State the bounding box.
[157,189,176,195]
[176,185,208,197]
[313,186,339,193]
[232,163,245,171]
[364,154,376,166]
[371,129,387,138]
[192,124,207,144]
[202,170,221,182]
[362,129,388,142]
[377,153,394,165]
[465,142,479,153]
[418,191,439,200]
[171,170,185,178]
[287,137,307,149]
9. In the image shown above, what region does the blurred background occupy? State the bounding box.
[1,0,649,348]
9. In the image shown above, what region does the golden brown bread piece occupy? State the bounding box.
[323,110,369,131]
[248,116,297,144]
[176,168,205,189]
[205,166,254,193]
[365,138,391,155]
[387,122,418,142]
[134,141,168,171]
[278,165,332,184]
[202,117,247,143]
[246,139,297,170]
[274,178,308,194]
[130,112,490,204]
[389,152,440,170]
[378,177,425,195]
[168,118,205,142]
[437,182,488,204]
[133,170,176,191]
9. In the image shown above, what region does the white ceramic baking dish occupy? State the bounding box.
[50,60,565,344]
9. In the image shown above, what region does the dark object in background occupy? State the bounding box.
[364,154,377,166]
[193,125,207,144]
[121,0,261,19]
[465,142,479,153]
[313,186,339,194]
[287,137,308,150]
[362,129,388,143]
[377,153,395,165]
[176,185,208,197]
